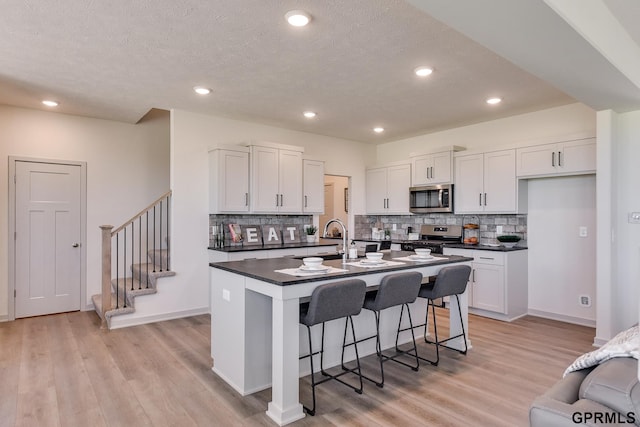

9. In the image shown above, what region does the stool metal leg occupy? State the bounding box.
[421,295,468,366]
[304,324,318,416]
[393,303,420,371]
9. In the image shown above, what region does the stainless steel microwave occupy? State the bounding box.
[409,184,453,213]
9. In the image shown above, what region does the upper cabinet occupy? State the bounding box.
[302,159,325,214]
[517,138,596,178]
[250,144,303,213]
[209,147,250,213]
[455,149,526,214]
[366,163,411,214]
[411,150,454,185]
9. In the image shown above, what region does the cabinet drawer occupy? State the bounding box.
[472,250,504,265]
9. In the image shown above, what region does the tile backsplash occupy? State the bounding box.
[209,214,312,246]
[354,213,527,245]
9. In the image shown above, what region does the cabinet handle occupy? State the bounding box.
[479,193,482,206]
[304,195,307,208]
[245,193,248,206]
[430,166,434,179]
[552,151,555,167]
[472,269,476,282]
[558,151,562,167]
[280,194,283,206]
[276,194,279,207]
[478,256,494,260]
[484,193,487,206]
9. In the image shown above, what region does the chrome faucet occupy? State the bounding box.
[323,218,348,263]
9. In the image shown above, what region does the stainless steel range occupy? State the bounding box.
[400,224,463,254]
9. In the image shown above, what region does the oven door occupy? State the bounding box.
[409,185,453,213]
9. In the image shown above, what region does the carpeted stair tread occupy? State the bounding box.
[147,249,170,271]
[131,263,176,280]
[111,277,158,298]
[92,293,135,320]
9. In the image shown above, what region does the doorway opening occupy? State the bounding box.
[320,175,350,238]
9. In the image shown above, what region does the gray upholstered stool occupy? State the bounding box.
[353,271,422,387]
[399,264,471,366]
[299,279,367,416]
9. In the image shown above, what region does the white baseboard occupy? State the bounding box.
[0,314,9,322]
[109,307,210,330]
[527,309,596,328]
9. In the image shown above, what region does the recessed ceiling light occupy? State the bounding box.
[486,97,502,105]
[285,10,311,27]
[42,100,59,107]
[194,86,211,95]
[303,111,317,118]
[414,67,433,77]
[373,127,385,133]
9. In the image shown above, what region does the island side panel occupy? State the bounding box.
[210,269,247,394]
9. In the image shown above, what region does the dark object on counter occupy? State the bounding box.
[496,235,521,242]
[365,244,378,253]
[299,279,367,416]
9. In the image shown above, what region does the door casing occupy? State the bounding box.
[8,156,87,321]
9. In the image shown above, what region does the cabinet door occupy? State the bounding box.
[386,164,411,213]
[516,143,556,177]
[483,150,516,213]
[454,154,484,213]
[411,155,432,186]
[559,139,596,174]
[251,146,279,212]
[303,159,324,213]
[366,167,388,214]
[218,150,249,212]
[278,149,303,213]
[430,151,452,184]
[472,263,505,313]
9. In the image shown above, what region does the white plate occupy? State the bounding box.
[359,259,385,265]
[298,265,330,272]
[409,255,434,261]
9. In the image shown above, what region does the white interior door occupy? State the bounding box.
[15,161,82,318]
[319,183,334,235]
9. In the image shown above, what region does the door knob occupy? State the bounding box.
[72,243,80,248]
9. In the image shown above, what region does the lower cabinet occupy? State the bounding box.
[443,248,528,321]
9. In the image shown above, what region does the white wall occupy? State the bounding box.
[376,103,596,160]
[321,175,349,232]
[0,106,170,319]
[527,175,596,325]
[163,110,371,324]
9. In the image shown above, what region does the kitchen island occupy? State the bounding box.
[209,251,473,426]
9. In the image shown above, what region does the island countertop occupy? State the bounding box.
[209,250,473,286]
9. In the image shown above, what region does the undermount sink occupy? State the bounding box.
[293,253,346,261]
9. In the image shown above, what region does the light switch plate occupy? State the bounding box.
[222,289,231,301]
[579,226,588,237]
[629,212,640,224]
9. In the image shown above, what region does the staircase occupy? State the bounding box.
[93,191,174,329]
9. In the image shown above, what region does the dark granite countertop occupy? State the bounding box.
[444,243,528,252]
[209,251,473,286]
[208,239,340,253]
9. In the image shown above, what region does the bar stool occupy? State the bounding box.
[399,265,471,366]
[353,271,422,388]
[299,279,367,416]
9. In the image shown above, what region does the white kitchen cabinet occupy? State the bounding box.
[302,159,324,214]
[411,151,452,185]
[516,137,596,178]
[365,163,411,214]
[443,247,528,322]
[250,145,303,213]
[454,149,525,214]
[209,147,250,213]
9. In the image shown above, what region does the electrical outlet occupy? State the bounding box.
[629,212,640,224]
[579,295,591,307]
[222,289,231,301]
[579,226,588,238]
[496,225,503,234]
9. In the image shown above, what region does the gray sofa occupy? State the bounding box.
[530,357,639,426]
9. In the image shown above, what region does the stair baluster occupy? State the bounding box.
[96,190,172,329]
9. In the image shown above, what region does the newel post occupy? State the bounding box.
[100,225,113,329]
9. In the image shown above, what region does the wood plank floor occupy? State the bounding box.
[0,311,595,426]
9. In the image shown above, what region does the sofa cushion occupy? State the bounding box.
[579,357,640,420]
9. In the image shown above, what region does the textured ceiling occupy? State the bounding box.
[1,0,628,143]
